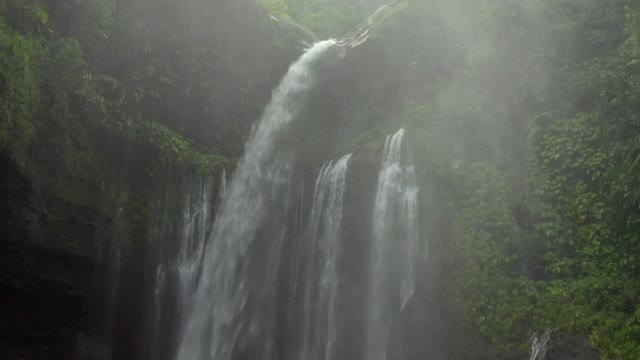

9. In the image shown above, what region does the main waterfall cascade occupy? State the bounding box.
[367,128,421,360]
[176,40,338,360]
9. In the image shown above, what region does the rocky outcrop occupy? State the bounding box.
[547,336,599,360]
[0,150,107,359]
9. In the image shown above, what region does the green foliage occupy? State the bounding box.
[1,0,50,34]
[115,117,229,174]
[449,2,640,356]
[341,126,389,152]
[347,0,640,356]
[0,0,229,206]
[258,0,291,19]
[283,0,372,38]
[526,10,640,353]
[0,16,41,162]
[449,162,536,349]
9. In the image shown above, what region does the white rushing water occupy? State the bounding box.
[530,329,551,360]
[143,176,215,359]
[176,177,215,328]
[366,128,420,360]
[299,154,352,360]
[176,40,336,360]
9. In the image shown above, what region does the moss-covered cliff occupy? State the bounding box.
[0,0,312,357]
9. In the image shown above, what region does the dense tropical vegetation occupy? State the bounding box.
[260,0,386,37]
[369,1,640,357]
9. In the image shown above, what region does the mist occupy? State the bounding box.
[1,0,639,359]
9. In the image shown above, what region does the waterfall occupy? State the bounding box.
[366,128,420,360]
[218,169,227,202]
[530,329,551,360]
[151,263,167,359]
[299,154,352,360]
[176,40,337,360]
[143,176,215,360]
[176,177,214,328]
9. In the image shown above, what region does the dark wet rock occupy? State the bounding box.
[339,28,374,51]
[0,150,105,359]
[547,336,599,360]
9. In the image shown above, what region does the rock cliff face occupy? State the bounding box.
[0,150,107,359]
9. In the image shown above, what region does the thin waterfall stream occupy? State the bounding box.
[299,154,352,360]
[367,128,421,360]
